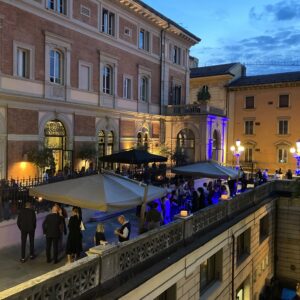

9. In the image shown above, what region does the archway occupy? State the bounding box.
[176,128,195,164]
[212,130,221,162]
[44,120,72,173]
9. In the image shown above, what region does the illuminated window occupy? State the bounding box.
[50,49,64,84]
[279,94,289,108]
[200,249,222,294]
[278,148,287,163]
[102,9,115,36]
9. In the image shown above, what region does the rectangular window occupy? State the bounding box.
[139,29,150,51]
[200,249,222,294]
[236,228,251,264]
[259,214,269,243]
[278,148,287,163]
[245,96,254,109]
[245,148,253,162]
[123,77,132,99]
[279,94,289,108]
[17,48,29,78]
[48,0,67,15]
[244,120,253,135]
[79,63,91,91]
[173,46,181,64]
[278,120,288,135]
[49,49,63,84]
[102,9,115,36]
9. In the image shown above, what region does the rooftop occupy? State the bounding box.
[190,63,240,78]
[229,71,300,88]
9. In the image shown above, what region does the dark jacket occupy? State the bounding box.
[42,213,62,238]
[17,208,36,232]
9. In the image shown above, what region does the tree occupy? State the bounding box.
[27,148,55,176]
[78,145,97,168]
[197,85,211,102]
[159,144,172,159]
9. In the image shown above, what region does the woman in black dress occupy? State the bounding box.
[66,207,82,263]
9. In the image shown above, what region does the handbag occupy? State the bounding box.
[80,221,86,231]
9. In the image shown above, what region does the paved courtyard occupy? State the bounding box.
[0,209,139,292]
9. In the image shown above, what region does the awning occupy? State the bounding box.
[172,161,239,179]
[29,172,166,211]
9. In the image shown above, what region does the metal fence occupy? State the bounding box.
[0,172,97,222]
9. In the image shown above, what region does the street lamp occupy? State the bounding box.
[230,139,244,169]
[290,140,300,175]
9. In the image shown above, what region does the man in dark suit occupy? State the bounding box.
[42,205,62,264]
[17,201,36,263]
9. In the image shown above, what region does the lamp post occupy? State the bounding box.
[230,139,244,170]
[290,140,300,176]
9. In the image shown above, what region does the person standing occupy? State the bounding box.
[146,202,162,230]
[17,202,36,263]
[114,215,131,242]
[66,207,82,263]
[42,205,62,264]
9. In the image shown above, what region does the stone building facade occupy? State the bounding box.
[0,0,221,179]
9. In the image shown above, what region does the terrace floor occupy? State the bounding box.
[0,209,139,292]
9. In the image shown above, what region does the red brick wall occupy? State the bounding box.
[119,17,137,46]
[0,2,164,100]
[7,108,38,134]
[120,120,135,137]
[152,35,160,56]
[74,115,95,136]
[73,0,98,28]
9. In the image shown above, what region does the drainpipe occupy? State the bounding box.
[160,23,170,116]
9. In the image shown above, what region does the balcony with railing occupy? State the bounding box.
[0,179,299,299]
[163,103,226,116]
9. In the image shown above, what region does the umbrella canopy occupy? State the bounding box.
[98,149,167,164]
[172,161,239,179]
[29,172,166,211]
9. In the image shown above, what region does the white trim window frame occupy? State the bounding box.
[101,7,115,36]
[123,75,133,100]
[47,0,68,15]
[278,119,288,135]
[100,53,118,97]
[139,28,150,52]
[138,66,151,103]
[49,49,64,84]
[13,41,35,80]
[78,61,93,91]
[278,148,288,163]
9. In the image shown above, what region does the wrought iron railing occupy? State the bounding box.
[163,104,225,116]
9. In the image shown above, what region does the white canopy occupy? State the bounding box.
[172,161,239,179]
[29,172,166,211]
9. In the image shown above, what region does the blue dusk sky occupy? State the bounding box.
[142,0,300,75]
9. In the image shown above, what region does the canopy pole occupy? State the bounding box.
[139,184,149,232]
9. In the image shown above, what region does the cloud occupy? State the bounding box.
[250,0,300,21]
[192,28,300,75]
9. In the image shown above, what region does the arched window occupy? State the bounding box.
[50,49,64,84]
[107,131,114,155]
[102,65,113,94]
[98,130,105,158]
[140,76,149,101]
[44,120,71,172]
[212,130,221,161]
[137,132,143,147]
[144,132,149,150]
[176,129,195,163]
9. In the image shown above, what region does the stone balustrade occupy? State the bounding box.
[1,180,298,300]
[163,104,225,116]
